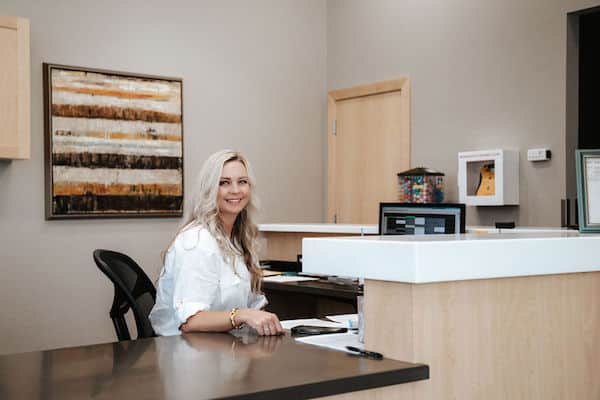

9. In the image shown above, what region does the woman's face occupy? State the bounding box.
[217,160,250,220]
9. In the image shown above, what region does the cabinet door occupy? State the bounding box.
[0,16,30,159]
[328,79,410,224]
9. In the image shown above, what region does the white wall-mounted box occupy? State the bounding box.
[458,149,519,206]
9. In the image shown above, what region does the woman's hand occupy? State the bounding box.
[236,309,284,336]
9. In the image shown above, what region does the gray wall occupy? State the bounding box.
[0,0,326,354]
[327,0,600,226]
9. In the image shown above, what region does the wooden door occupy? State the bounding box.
[328,78,410,224]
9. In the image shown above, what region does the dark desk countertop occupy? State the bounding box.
[0,332,428,400]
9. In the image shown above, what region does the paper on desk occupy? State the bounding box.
[326,314,358,327]
[280,318,344,330]
[262,275,319,283]
[295,332,364,353]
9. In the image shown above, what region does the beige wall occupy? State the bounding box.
[327,0,600,226]
[0,0,326,354]
[2,0,599,355]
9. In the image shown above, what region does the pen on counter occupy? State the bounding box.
[345,346,383,360]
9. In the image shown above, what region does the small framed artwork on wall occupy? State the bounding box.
[576,149,600,232]
[43,63,184,219]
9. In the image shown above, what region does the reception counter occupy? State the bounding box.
[302,231,600,400]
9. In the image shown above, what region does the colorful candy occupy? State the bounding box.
[397,167,444,203]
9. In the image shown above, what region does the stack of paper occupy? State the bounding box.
[263,275,320,283]
[295,332,364,352]
[326,314,358,329]
[280,318,344,330]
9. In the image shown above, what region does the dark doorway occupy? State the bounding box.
[564,6,600,227]
[579,10,600,149]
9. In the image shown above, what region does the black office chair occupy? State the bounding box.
[93,249,157,341]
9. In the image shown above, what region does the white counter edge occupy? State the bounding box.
[258,223,566,235]
[258,223,378,234]
[301,233,600,283]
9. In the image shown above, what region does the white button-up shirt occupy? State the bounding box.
[149,226,267,336]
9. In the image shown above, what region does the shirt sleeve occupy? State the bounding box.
[248,291,268,310]
[171,242,221,327]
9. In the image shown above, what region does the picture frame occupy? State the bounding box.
[576,149,600,232]
[43,63,184,219]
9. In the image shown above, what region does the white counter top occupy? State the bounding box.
[258,223,564,235]
[302,231,600,283]
[258,223,378,234]
[467,226,567,234]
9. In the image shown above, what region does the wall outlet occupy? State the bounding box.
[527,148,551,162]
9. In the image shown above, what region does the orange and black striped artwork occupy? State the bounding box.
[43,64,183,218]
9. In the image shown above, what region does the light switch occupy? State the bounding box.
[527,148,551,162]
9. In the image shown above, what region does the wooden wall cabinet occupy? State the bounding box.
[0,16,30,159]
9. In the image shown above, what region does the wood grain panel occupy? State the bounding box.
[261,231,359,261]
[327,78,410,224]
[335,96,366,223]
[365,281,415,361]
[329,77,409,101]
[0,16,29,159]
[365,272,600,400]
[0,24,17,148]
[327,95,337,222]
[320,383,414,399]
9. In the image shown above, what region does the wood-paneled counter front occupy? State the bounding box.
[259,223,377,261]
[302,231,600,400]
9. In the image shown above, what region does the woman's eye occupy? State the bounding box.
[239,179,248,185]
[219,180,229,186]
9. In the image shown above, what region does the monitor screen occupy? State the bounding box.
[379,203,466,235]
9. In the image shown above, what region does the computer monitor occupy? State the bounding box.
[379,203,466,235]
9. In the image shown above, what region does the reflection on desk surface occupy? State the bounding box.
[0,330,428,400]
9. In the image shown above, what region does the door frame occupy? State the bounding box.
[327,77,411,222]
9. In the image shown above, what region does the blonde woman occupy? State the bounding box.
[149,150,284,336]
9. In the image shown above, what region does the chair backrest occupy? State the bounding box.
[93,249,157,341]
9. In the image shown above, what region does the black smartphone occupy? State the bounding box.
[290,325,348,336]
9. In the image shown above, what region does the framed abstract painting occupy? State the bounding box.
[43,63,184,219]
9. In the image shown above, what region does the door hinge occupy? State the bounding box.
[332,120,337,136]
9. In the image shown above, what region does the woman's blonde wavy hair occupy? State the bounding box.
[163,149,262,292]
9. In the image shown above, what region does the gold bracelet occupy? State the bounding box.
[229,307,240,329]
